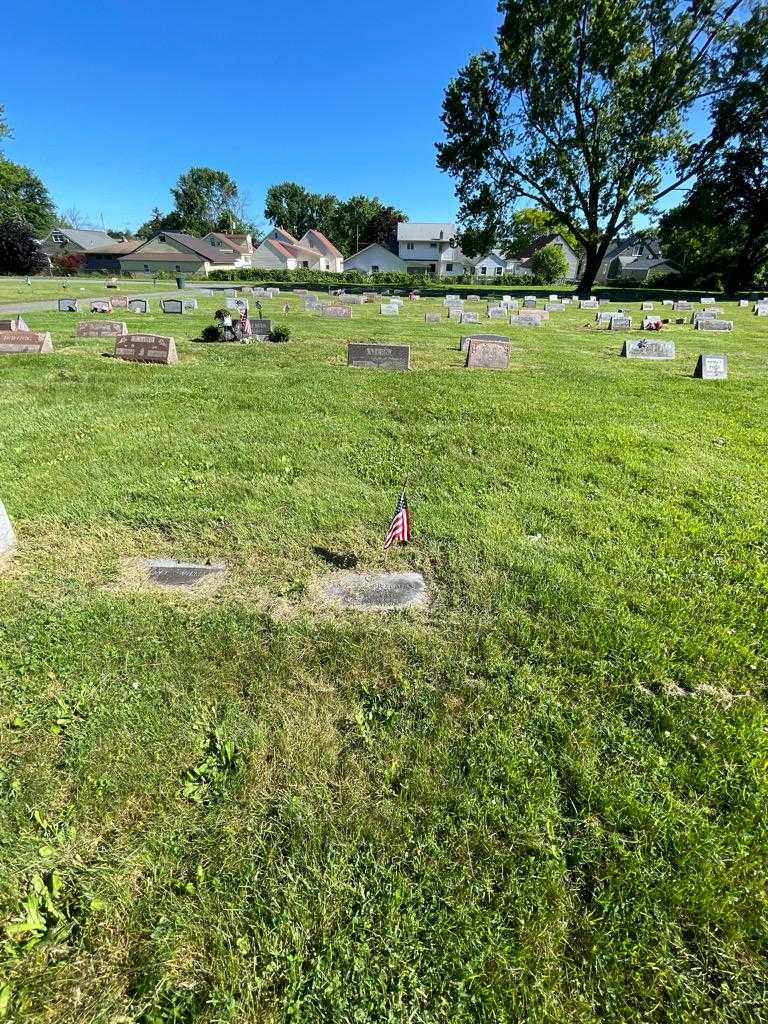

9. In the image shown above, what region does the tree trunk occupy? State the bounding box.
[577,247,602,296]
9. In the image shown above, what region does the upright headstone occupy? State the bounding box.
[580,299,599,309]
[183,299,198,311]
[523,297,537,308]
[509,313,542,326]
[641,302,654,311]
[347,343,410,370]
[0,330,54,354]
[161,299,184,314]
[621,338,676,360]
[642,316,663,330]
[461,311,480,324]
[460,333,510,353]
[76,321,127,337]
[110,295,129,308]
[380,303,399,316]
[754,304,768,317]
[114,335,178,365]
[91,300,112,313]
[694,353,728,379]
[466,339,510,370]
[609,315,632,330]
[448,307,463,321]
[322,305,352,318]
[488,306,507,319]
[128,298,149,313]
[662,299,674,307]
[425,313,441,323]
[249,318,273,339]
[739,299,749,307]
[0,499,15,561]
[695,319,733,332]
[467,294,481,302]
[700,297,716,305]
[673,300,692,311]
[0,316,30,332]
[545,302,565,312]
[58,298,78,312]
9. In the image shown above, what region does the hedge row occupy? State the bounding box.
[207,267,562,287]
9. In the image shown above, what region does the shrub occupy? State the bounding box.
[268,325,290,343]
[528,243,569,283]
[200,325,222,343]
[0,218,50,275]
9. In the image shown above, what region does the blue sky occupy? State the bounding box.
[3,0,503,232]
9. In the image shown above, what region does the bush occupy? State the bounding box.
[528,243,569,283]
[208,266,538,289]
[268,325,291,343]
[0,218,51,275]
[200,325,222,343]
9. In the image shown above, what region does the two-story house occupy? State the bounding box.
[597,236,678,282]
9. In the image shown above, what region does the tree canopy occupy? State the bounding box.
[263,182,406,256]
[0,217,50,274]
[137,167,253,238]
[659,4,768,291]
[437,0,757,292]
[0,158,56,236]
[528,242,570,283]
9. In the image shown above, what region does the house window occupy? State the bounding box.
[51,232,65,243]
[480,267,487,275]
[406,242,414,251]
[143,264,150,272]
[302,261,309,268]
[372,265,379,272]
[429,264,436,273]
[159,235,165,242]
[446,263,453,272]
[495,266,502,275]
[175,265,181,272]
[429,242,437,249]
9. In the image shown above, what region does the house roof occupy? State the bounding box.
[269,226,301,246]
[397,222,456,242]
[615,255,675,271]
[121,232,238,265]
[87,239,141,256]
[48,228,114,249]
[513,232,576,260]
[346,243,405,263]
[206,232,250,253]
[301,229,342,259]
[605,236,663,261]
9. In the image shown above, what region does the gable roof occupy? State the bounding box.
[268,226,302,246]
[206,232,250,253]
[397,222,456,242]
[346,242,405,262]
[47,228,114,250]
[604,235,663,261]
[513,232,577,260]
[122,232,238,265]
[87,239,142,256]
[614,255,676,271]
[301,229,342,259]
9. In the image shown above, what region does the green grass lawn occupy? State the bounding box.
[0,277,183,305]
[1,294,767,1023]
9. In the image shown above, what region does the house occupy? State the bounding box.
[508,233,582,280]
[84,238,142,272]
[117,232,243,276]
[472,251,508,279]
[200,232,255,266]
[396,223,475,277]
[598,236,678,282]
[250,226,344,272]
[343,243,408,274]
[39,227,116,257]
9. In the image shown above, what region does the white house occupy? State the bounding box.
[200,232,255,266]
[472,251,508,279]
[343,243,407,274]
[250,226,344,272]
[396,223,475,277]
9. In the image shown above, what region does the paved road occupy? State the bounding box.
[0,287,215,315]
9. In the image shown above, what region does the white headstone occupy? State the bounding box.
[0,499,16,560]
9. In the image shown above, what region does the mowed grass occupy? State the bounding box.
[0,293,767,1023]
[0,277,181,305]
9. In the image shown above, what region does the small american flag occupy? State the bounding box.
[384,484,412,549]
[240,308,252,337]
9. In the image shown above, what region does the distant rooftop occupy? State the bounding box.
[397,222,456,242]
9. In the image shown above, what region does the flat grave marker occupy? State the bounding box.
[141,558,227,588]
[347,342,410,370]
[320,571,428,611]
[114,334,178,365]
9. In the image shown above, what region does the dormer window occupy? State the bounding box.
[51,232,65,243]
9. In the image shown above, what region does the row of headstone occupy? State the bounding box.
[622,339,728,378]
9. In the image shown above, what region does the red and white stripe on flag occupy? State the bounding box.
[384,488,412,548]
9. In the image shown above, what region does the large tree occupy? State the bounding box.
[660,5,768,291]
[0,158,56,236]
[263,182,406,256]
[437,0,753,293]
[136,168,251,239]
[503,207,579,256]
